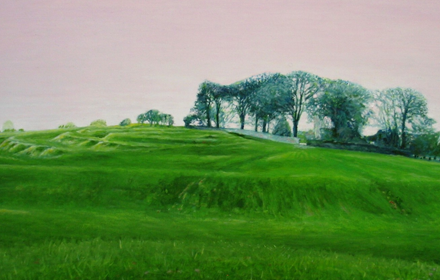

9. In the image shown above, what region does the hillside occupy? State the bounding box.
[1,125,440,279]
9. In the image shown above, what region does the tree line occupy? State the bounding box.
[54,109,175,130]
[137,109,174,127]
[185,71,437,152]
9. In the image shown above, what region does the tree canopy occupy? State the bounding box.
[375,88,433,149]
[137,110,174,126]
[283,71,322,137]
[307,79,371,141]
[120,118,131,126]
[185,70,436,152]
[90,119,107,127]
[2,120,14,132]
[59,122,76,129]
[272,116,292,137]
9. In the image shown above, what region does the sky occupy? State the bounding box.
[1,0,440,132]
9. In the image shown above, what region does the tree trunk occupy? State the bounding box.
[206,107,211,127]
[401,131,406,149]
[240,114,245,130]
[332,122,339,139]
[400,114,407,149]
[254,118,258,132]
[215,103,221,128]
[391,127,399,148]
[293,120,299,137]
[262,119,267,133]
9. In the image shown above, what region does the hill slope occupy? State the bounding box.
[1,125,439,216]
[0,125,440,279]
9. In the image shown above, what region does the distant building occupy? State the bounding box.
[313,116,322,140]
[313,116,333,140]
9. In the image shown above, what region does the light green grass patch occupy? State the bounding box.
[0,208,29,215]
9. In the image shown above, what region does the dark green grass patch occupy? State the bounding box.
[2,238,439,280]
[1,208,440,279]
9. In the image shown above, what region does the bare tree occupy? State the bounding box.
[374,90,400,147]
[230,74,272,129]
[284,71,322,137]
[377,88,430,149]
[394,88,429,149]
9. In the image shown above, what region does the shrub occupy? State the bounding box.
[161,114,174,126]
[2,120,15,132]
[272,117,292,137]
[120,118,131,126]
[90,119,107,127]
[59,122,76,129]
[184,114,198,128]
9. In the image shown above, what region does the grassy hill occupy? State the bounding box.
[1,125,440,279]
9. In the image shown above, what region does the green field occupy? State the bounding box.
[1,125,440,279]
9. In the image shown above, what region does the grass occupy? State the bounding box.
[1,124,440,279]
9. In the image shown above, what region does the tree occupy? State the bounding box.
[159,114,174,126]
[138,110,174,126]
[409,132,440,157]
[211,84,231,128]
[376,88,431,149]
[194,81,214,127]
[217,103,236,128]
[137,114,146,124]
[59,122,76,129]
[232,73,275,130]
[183,114,198,127]
[2,120,15,132]
[120,118,131,126]
[167,115,174,126]
[272,116,292,137]
[144,110,161,126]
[250,73,287,133]
[394,88,430,149]
[410,114,436,135]
[373,90,400,147]
[188,81,234,128]
[230,77,256,130]
[283,71,322,137]
[308,79,371,141]
[90,119,107,127]
[229,82,247,129]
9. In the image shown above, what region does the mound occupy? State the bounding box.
[91,141,118,150]
[0,138,41,156]
[102,133,115,141]
[8,143,29,153]
[52,132,72,141]
[52,132,83,144]
[78,139,99,147]
[40,147,63,157]
[0,137,15,150]
[18,145,46,157]
[0,140,63,158]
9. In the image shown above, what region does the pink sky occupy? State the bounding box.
[1,0,440,132]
